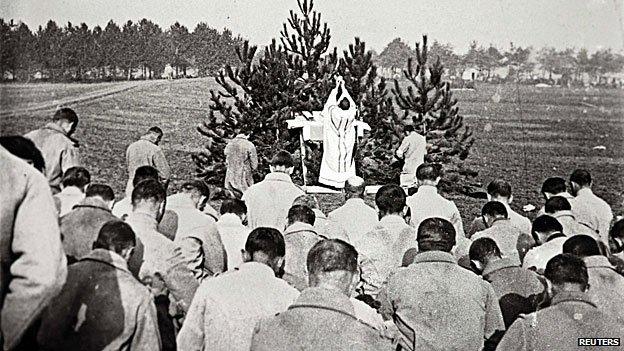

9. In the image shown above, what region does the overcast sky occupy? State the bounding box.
[2,0,623,53]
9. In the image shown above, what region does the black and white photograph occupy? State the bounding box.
[1,0,623,350]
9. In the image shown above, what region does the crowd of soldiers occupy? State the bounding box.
[1,107,624,350]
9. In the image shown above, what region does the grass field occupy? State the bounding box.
[1,78,623,223]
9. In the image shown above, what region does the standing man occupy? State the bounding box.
[395,124,426,189]
[1,147,67,350]
[242,150,305,230]
[224,132,258,198]
[25,107,81,194]
[125,127,171,195]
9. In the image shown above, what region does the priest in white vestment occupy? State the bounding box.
[318,78,359,188]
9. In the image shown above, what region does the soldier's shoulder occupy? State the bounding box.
[514,311,540,328]
[349,319,394,348]
[253,312,284,335]
[59,133,80,148]
[399,226,416,235]
[385,265,412,282]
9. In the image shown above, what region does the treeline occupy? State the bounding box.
[0,18,243,81]
[376,38,624,85]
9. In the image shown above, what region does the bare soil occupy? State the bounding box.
[1,78,622,224]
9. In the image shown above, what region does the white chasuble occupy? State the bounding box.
[318,80,358,188]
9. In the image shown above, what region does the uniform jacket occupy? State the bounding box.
[497,291,624,351]
[37,249,161,351]
[471,218,535,265]
[481,258,547,328]
[397,132,426,187]
[312,209,350,241]
[0,148,67,350]
[125,211,178,281]
[54,186,85,217]
[251,287,394,351]
[60,197,117,262]
[522,235,567,274]
[112,198,179,241]
[125,137,171,193]
[24,122,81,193]
[167,193,226,278]
[551,210,599,239]
[124,211,198,311]
[355,215,416,297]
[467,203,531,238]
[584,255,624,324]
[282,222,327,290]
[406,185,465,238]
[216,214,250,270]
[224,135,258,196]
[177,262,299,351]
[327,198,378,244]
[378,251,504,351]
[538,192,600,232]
[574,188,613,244]
[242,172,305,230]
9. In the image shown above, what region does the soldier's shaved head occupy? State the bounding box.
[344,176,365,199]
[307,239,359,296]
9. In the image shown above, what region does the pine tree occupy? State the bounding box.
[338,38,404,184]
[167,22,191,77]
[101,20,123,79]
[37,20,64,80]
[13,22,36,80]
[1,19,15,80]
[121,20,138,80]
[378,38,412,71]
[192,23,222,76]
[194,5,474,191]
[392,35,475,193]
[193,0,337,185]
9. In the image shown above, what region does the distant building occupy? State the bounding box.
[462,67,480,81]
[32,71,49,80]
[491,66,509,80]
[600,72,624,87]
[162,64,175,79]
[378,66,402,79]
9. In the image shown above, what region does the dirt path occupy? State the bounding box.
[0,79,171,117]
